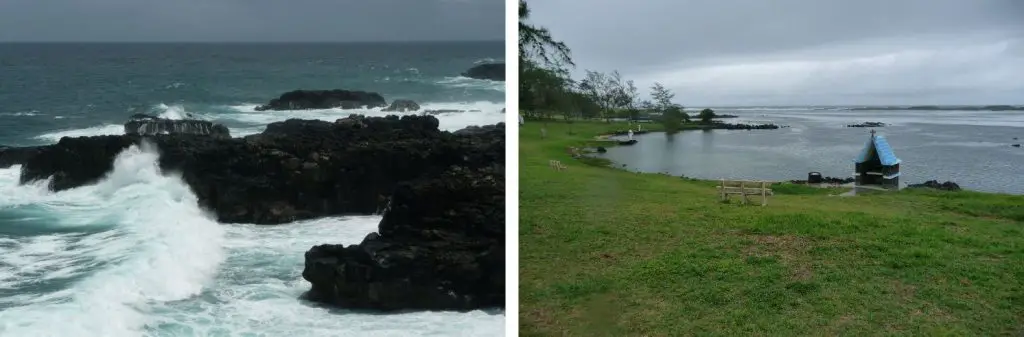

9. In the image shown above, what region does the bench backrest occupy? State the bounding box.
[719,180,771,189]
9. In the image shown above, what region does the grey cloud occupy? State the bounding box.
[527,0,1024,105]
[0,0,504,42]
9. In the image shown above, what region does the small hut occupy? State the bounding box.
[854,130,901,189]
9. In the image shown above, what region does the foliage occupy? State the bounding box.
[661,105,685,134]
[699,108,716,124]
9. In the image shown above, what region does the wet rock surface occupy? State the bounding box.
[124,113,231,138]
[382,99,421,112]
[302,165,504,311]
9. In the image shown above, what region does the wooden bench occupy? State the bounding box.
[717,179,773,206]
[549,160,567,171]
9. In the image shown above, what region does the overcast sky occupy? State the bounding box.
[527,0,1024,106]
[0,0,504,42]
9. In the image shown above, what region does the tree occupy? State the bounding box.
[519,1,578,120]
[699,108,716,124]
[650,82,688,125]
[579,70,635,122]
[662,105,685,134]
[519,1,572,67]
[650,82,675,110]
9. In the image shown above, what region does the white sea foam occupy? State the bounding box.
[0,143,226,337]
[146,216,505,336]
[437,76,506,92]
[34,124,124,142]
[0,110,41,117]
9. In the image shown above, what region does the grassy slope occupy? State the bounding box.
[519,120,1024,336]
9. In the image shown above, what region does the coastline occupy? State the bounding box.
[578,122,1016,196]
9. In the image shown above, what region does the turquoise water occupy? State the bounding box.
[0,42,505,336]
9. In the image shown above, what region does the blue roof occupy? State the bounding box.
[854,135,901,166]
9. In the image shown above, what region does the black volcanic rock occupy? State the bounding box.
[255,90,387,111]
[302,165,504,311]
[14,115,504,224]
[461,63,505,81]
[847,122,887,128]
[0,145,44,169]
[908,180,961,191]
[383,99,421,112]
[124,114,231,138]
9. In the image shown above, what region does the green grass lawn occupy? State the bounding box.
[519,119,1024,336]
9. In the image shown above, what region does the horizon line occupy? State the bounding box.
[0,39,504,44]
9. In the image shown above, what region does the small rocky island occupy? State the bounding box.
[847,122,886,128]
[461,63,505,81]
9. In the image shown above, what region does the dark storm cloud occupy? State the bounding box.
[0,0,504,42]
[527,0,1024,105]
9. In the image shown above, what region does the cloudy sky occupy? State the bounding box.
[527,0,1024,106]
[0,0,504,42]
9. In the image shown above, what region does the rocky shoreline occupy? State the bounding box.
[0,111,505,312]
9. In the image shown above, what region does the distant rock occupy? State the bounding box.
[255,90,387,111]
[618,139,638,146]
[847,122,887,128]
[789,176,854,185]
[124,114,231,138]
[461,63,504,81]
[706,122,780,130]
[908,180,961,191]
[383,99,421,112]
[424,109,482,115]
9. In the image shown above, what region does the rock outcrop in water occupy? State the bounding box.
[11,115,504,224]
[908,180,961,191]
[124,114,231,138]
[302,165,504,311]
[461,63,505,81]
[382,99,421,112]
[255,90,388,111]
[847,122,886,128]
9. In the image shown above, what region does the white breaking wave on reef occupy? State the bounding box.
[437,76,505,92]
[147,216,504,336]
[34,124,124,142]
[0,143,226,336]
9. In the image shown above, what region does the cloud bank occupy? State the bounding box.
[528,0,1024,106]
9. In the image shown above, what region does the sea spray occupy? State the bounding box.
[0,142,225,337]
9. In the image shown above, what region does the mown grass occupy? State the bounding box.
[519,119,1024,336]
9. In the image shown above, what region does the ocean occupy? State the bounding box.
[0,42,505,336]
[598,107,1024,194]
